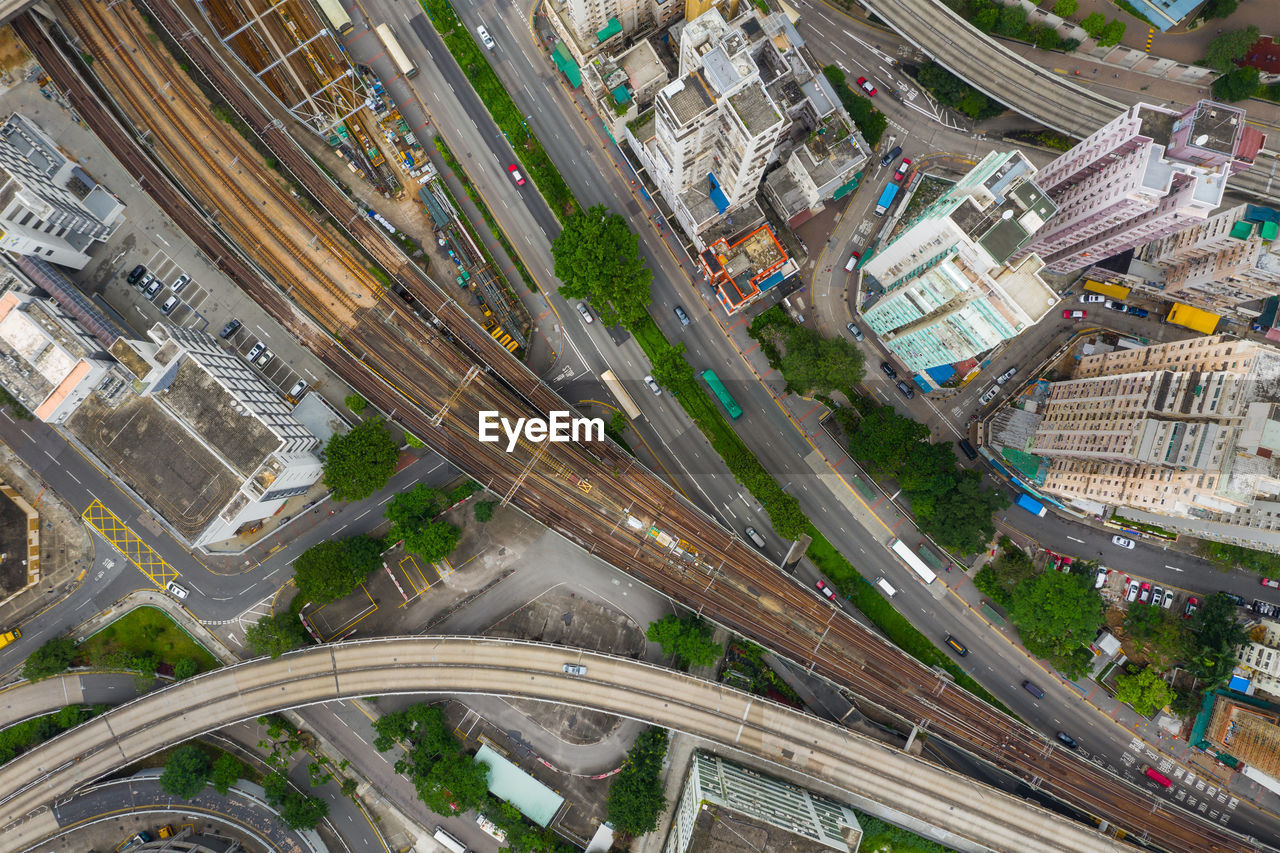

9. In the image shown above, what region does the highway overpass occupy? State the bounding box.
[0,638,1127,853]
[860,0,1279,203]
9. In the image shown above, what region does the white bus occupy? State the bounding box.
[376,24,419,79]
[432,826,469,853]
[313,0,352,34]
[601,369,642,420]
[887,538,937,585]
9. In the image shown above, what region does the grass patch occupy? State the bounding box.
[0,705,108,767]
[806,529,1013,715]
[78,606,219,674]
[1111,514,1177,540]
[1198,541,1280,574]
[418,0,579,222]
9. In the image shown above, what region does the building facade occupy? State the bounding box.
[859,151,1058,373]
[0,113,125,269]
[663,751,862,853]
[1014,100,1264,274]
[1032,335,1280,552]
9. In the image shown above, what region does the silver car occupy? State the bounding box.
[1111,535,1136,549]
[979,385,998,405]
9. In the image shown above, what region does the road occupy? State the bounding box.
[0,637,1135,853]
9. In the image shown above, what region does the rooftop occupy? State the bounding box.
[475,745,564,827]
[728,82,780,135]
[1136,104,1177,147]
[664,73,716,124]
[1185,100,1245,156]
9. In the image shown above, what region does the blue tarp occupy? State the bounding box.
[708,172,729,213]
[925,364,955,384]
[758,270,785,291]
[1230,675,1252,693]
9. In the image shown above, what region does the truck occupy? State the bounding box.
[0,628,20,650]
[873,183,899,216]
[1014,493,1047,517]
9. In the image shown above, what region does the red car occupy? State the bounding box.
[856,76,877,96]
[893,158,912,182]
[1063,309,1086,320]
[508,164,525,186]
[1263,577,1280,589]
[815,579,837,601]
[1138,582,1152,604]
[1183,596,1199,618]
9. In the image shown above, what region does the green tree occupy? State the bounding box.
[822,66,887,147]
[1032,25,1061,50]
[847,404,929,474]
[245,612,311,658]
[608,410,629,438]
[552,204,652,327]
[777,334,864,397]
[607,727,668,836]
[646,614,723,668]
[210,752,247,795]
[473,500,497,523]
[1186,592,1248,686]
[372,702,490,815]
[293,536,384,605]
[972,6,998,32]
[1115,667,1174,716]
[1204,26,1258,71]
[1199,0,1237,19]
[973,539,1035,607]
[1212,66,1261,102]
[649,341,694,392]
[1051,0,1077,15]
[262,771,330,830]
[323,418,399,502]
[22,637,76,681]
[344,394,368,415]
[340,778,359,797]
[173,657,199,680]
[160,743,211,799]
[1080,12,1105,37]
[995,5,1030,39]
[404,520,461,562]
[914,470,1007,554]
[385,483,443,530]
[1008,570,1103,678]
[1097,19,1126,47]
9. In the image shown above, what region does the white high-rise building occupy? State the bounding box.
[860,151,1058,373]
[0,113,125,269]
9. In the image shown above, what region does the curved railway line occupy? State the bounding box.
[16,4,1268,851]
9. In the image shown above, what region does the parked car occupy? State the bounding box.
[562,663,587,675]
[893,158,912,181]
[1262,577,1280,589]
[895,379,915,399]
[1063,309,1086,320]
[246,342,266,363]
[219,318,242,339]
[127,264,146,284]
[845,251,862,272]
[1056,731,1079,749]
[1162,590,1175,609]
[507,164,525,186]
[1080,294,1105,304]
[856,76,877,96]
[644,374,661,395]
[1253,600,1280,618]
[1151,586,1164,608]
[159,295,179,315]
[673,305,691,326]
[1125,579,1140,602]
[137,272,155,291]
[171,273,191,293]
[286,379,307,400]
[577,303,593,324]
[1111,534,1136,549]
[1138,582,1152,604]
[254,347,274,368]
[1127,306,1150,318]
[996,366,1018,385]
[1220,591,1247,606]
[1183,596,1199,618]
[1094,566,1108,589]
[144,278,163,299]
[815,579,837,601]
[1105,299,1128,312]
[846,322,864,342]
[165,580,189,600]
[979,385,998,405]
[879,361,898,379]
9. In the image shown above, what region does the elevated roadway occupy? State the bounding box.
[860,0,1280,202]
[0,638,1124,853]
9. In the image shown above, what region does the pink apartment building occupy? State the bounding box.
[1015,100,1265,274]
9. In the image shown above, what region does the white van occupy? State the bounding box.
[873,576,897,597]
[845,255,858,272]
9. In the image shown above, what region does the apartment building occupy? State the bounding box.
[0,113,125,269]
[1014,100,1264,274]
[859,151,1058,373]
[1032,336,1280,552]
[626,6,865,244]
[546,0,684,64]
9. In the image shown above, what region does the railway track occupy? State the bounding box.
[23,4,1265,850]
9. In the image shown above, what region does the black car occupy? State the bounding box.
[880,361,898,379]
[219,319,242,339]
[1056,731,1079,749]
[126,264,146,284]
[895,380,915,399]
[881,145,902,167]
[1220,591,1247,606]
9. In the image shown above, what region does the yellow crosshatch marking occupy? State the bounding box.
[81,500,177,587]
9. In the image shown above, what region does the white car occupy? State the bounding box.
[978,385,998,405]
[995,367,1018,385]
[165,580,190,600]
[562,663,587,675]
[1094,567,1108,589]
[577,303,593,324]
[1162,590,1175,609]
[1080,294,1106,304]
[1124,579,1140,602]
[476,24,496,50]
[1111,535,1136,549]
[644,375,661,396]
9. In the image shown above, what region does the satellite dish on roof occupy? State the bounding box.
[1195,134,1209,146]
[1002,209,1013,219]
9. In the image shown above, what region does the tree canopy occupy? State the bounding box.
[646,615,724,669]
[1115,667,1174,717]
[1080,12,1105,36]
[263,771,330,830]
[160,744,211,799]
[1204,26,1259,72]
[322,418,399,502]
[293,536,384,605]
[916,469,1007,555]
[246,612,312,658]
[917,62,1007,120]
[1186,592,1248,686]
[384,484,462,562]
[552,204,652,327]
[211,752,248,796]
[22,637,76,681]
[847,404,930,475]
[1097,20,1126,47]
[1008,570,1104,678]
[747,307,863,397]
[372,702,490,816]
[1212,67,1261,102]
[607,727,668,837]
[822,66,887,147]
[1199,0,1237,19]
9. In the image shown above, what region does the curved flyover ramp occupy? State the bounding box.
[0,637,1123,853]
[860,0,1278,202]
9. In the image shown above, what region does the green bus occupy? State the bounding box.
[701,369,742,419]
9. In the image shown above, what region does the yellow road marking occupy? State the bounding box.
[81,499,176,587]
